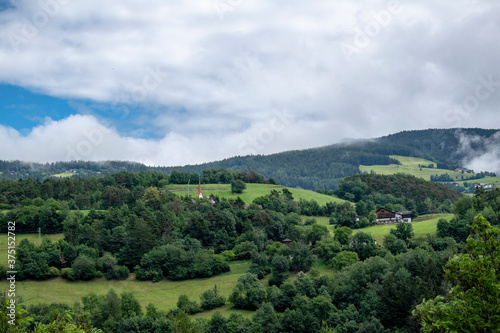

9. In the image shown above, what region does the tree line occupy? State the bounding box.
[1,174,499,332]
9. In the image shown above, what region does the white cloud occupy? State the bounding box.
[460,131,500,175]
[0,0,499,165]
[0,113,300,166]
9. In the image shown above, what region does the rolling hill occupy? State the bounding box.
[0,128,498,190]
[360,155,500,192]
[165,183,348,206]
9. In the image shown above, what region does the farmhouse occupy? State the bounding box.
[375,208,413,224]
[474,183,494,189]
[399,211,413,223]
[375,208,398,223]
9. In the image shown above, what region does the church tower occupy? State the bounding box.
[197,177,203,198]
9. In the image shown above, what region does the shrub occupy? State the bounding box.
[200,285,226,311]
[48,267,60,278]
[177,295,201,314]
[61,268,75,281]
[220,250,236,261]
[72,255,97,280]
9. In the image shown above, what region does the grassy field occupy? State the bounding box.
[166,183,347,206]
[0,260,252,314]
[353,214,454,243]
[0,233,64,266]
[454,176,500,188]
[301,213,453,243]
[360,155,471,181]
[302,216,334,236]
[51,172,75,178]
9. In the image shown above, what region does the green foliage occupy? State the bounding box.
[0,299,33,333]
[200,285,226,311]
[349,232,377,260]
[331,251,359,271]
[290,243,314,272]
[229,273,266,310]
[233,241,258,260]
[389,222,414,244]
[305,223,329,246]
[251,302,279,333]
[5,162,498,332]
[333,226,352,245]
[337,173,462,215]
[33,312,102,332]
[378,268,416,328]
[72,255,98,280]
[120,292,143,319]
[176,295,201,315]
[270,255,289,275]
[61,267,75,281]
[231,179,246,194]
[314,238,342,261]
[329,202,356,228]
[413,215,500,332]
[382,234,407,255]
[137,244,229,281]
[247,251,270,279]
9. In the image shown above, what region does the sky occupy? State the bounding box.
[0,0,499,167]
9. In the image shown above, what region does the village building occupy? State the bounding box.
[375,208,413,224]
[474,183,494,190]
[197,178,203,198]
[399,211,414,223]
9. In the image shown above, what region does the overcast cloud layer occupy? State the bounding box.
[0,0,499,166]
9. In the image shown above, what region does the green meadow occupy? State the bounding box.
[360,155,475,181]
[353,214,454,243]
[0,214,453,318]
[0,260,252,315]
[302,214,454,243]
[302,216,334,236]
[166,183,347,206]
[0,233,64,266]
[454,176,500,188]
[50,172,75,178]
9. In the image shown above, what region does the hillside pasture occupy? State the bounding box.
[360,155,475,182]
[454,176,500,188]
[166,183,347,206]
[50,172,75,178]
[302,216,334,236]
[0,260,252,315]
[0,233,64,266]
[301,214,453,243]
[353,214,454,243]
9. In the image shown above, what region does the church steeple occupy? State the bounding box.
[197,177,203,198]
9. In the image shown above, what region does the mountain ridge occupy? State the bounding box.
[0,128,498,190]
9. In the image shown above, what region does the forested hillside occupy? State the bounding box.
[334,174,463,215]
[1,171,499,332]
[378,128,498,166]
[165,128,498,189]
[0,128,498,190]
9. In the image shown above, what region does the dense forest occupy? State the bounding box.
[378,128,499,166]
[156,128,499,189]
[2,128,497,190]
[1,170,499,332]
[312,174,463,229]
[336,174,464,204]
